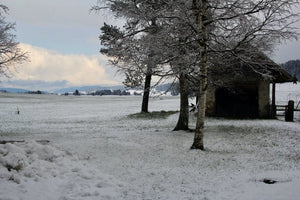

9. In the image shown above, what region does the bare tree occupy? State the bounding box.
[0,5,28,78]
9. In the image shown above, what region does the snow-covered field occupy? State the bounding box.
[0,83,299,200]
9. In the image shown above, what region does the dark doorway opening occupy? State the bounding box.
[215,86,259,118]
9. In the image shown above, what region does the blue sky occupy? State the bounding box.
[0,0,299,91]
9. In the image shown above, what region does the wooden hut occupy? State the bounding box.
[205,52,297,118]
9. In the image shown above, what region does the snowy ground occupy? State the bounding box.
[0,83,299,200]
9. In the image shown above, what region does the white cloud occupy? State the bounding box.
[8,43,122,88]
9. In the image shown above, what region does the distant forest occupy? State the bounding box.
[281,59,300,81]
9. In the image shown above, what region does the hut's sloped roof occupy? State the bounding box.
[208,50,297,84]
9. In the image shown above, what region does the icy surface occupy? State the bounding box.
[0,84,299,200]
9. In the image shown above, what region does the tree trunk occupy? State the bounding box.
[174,73,190,131]
[191,0,208,150]
[191,76,207,150]
[141,73,152,113]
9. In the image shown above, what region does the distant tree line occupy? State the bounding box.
[89,89,130,96]
[281,59,300,81]
[64,89,131,96]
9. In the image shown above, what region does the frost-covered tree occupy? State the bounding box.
[96,2,170,113]
[159,0,299,149]
[95,0,299,150]
[168,37,198,131]
[95,1,197,121]
[99,21,166,113]
[188,0,299,150]
[0,5,28,78]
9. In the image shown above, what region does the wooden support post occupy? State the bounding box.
[271,83,276,118]
[285,100,294,122]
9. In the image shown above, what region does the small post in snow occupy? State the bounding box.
[285,100,294,122]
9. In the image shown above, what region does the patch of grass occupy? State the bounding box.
[128,110,178,119]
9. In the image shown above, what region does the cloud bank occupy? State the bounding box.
[1,43,122,91]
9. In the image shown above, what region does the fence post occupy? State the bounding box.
[285,100,294,122]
